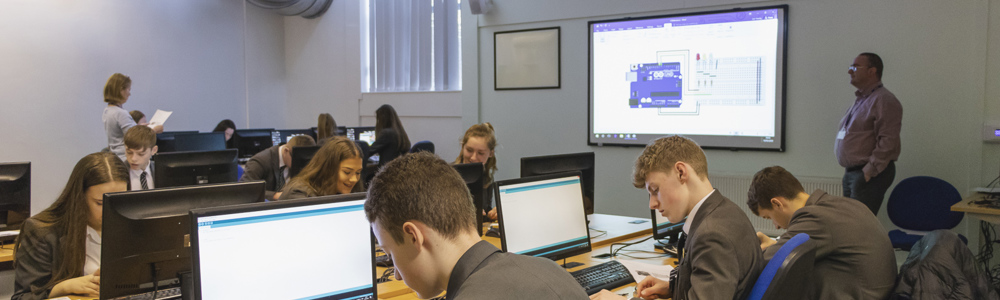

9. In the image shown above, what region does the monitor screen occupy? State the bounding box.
[101,181,265,299]
[0,162,30,230]
[588,5,788,151]
[232,129,275,158]
[496,172,591,261]
[192,193,375,300]
[650,209,684,241]
[520,152,595,214]
[452,162,485,236]
[153,149,239,188]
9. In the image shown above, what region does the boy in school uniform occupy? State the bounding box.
[746,166,896,300]
[591,135,764,300]
[240,135,316,200]
[365,152,588,300]
[123,125,157,190]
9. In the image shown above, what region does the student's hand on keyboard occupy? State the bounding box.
[588,289,626,300]
[636,276,670,299]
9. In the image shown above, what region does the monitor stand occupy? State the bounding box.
[654,240,679,256]
[560,258,584,269]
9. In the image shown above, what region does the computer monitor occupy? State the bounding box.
[156,131,199,152]
[191,193,375,300]
[0,162,30,232]
[346,126,376,145]
[452,163,485,236]
[153,149,239,188]
[156,132,226,153]
[310,126,347,140]
[496,171,591,265]
[272,129,316,146]
[232,128,275,158]
[101,181,265,299]
[651,209,684,242]
[289,145,321,178]
[520,152,596,214]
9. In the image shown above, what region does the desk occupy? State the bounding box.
[377,213,660,299]
[951,193,1000,224]
[382,233,676,300]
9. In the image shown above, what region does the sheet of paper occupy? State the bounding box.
[148,109,172,127]
[617,259,674,283]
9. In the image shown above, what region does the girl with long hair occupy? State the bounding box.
[279,136,364,200]
[13,152,129,300]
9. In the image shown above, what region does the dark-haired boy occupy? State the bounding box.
[746,166,896,300]
[365,152,588,300]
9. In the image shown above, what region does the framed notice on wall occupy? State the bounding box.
[494,27,560,90]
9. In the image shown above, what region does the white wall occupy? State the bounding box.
[0,1,286,215]
[464,0,1000,226]
[284,1,463,161]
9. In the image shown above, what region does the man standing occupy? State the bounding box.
[835,52,902,215]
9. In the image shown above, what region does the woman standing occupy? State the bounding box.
[102,73,162,161]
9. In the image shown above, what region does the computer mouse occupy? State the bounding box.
[485,227,501,238]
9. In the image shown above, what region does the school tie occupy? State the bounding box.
[677,232,687,260]
[140,171,149,190]
[276,166,287,190]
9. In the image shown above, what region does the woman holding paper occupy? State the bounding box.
[102,73,163,161]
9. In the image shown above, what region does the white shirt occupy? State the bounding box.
[278,145,289,181]
[84,226,101,275]
[129,163,154,190]
[682,190,716,234]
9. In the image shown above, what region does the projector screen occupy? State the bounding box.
[588,6,788,151]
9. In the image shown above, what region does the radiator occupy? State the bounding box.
[709,174,842,236]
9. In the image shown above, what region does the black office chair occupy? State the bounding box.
[409,140,434,154]
[746,233,815,300]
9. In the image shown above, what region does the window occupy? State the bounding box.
[363,0,461,92]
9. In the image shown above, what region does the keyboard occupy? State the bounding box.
[571,260,634,295]
[375,254,393,267]
[109,287,182,300]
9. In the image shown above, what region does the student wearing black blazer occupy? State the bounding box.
[367,104,411,167]
[13,152,129,300]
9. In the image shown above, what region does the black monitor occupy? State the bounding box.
[190,193,375,300]
[496,171,591,266]
[153,149,239,188]
[101,181,265,299]
[651,209,684,243]
[156,131,199,153]
[0,162,30,232]
[289,145,321,178]
[520,152,596,214]
[272,129,316,146]
[346,126,376,145]
[157,132,226,153]
[232,128,274,158]
[452,163,485,236]
[309,126,347,140]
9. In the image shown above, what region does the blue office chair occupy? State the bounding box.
[237,164,244,180]
[746,233,815,300]
[409,140,435,154]
[886,176,965,251]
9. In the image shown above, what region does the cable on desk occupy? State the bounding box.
[609,236,654,258]
[589,228,608,239]
[977,221,1000,291]
[378,267,394,283]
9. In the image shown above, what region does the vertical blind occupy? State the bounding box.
[364,0,461,92]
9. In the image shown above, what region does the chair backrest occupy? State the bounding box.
[747,233,815,300]
[409,140,435,154]
[886,176,964,231]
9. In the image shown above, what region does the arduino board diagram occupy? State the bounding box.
[627,49,764,115]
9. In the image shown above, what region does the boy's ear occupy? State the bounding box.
[151,145,158,155]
